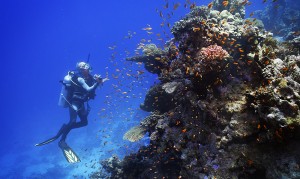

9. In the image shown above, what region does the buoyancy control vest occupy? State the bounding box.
[71,72,97,102]
[58,71,96,108]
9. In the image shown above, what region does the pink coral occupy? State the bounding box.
[196,44,229,62]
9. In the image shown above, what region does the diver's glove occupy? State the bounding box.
[94,74,109,84]
[94,74,102,83]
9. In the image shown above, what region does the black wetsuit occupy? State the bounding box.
[35,72,99,147]
[59,73,98,142]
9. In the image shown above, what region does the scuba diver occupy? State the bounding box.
[35,61,109,163]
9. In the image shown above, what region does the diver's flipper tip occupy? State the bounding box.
[35,137,57,147]
[59,141,81,163]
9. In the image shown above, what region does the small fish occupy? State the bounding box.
[200,20,206,25]
[264,60,270,65]
[164,2,169,9]
[173,3,180,10]
[222,0,229,7]
[249,12,254,17]
[192,27,201,32]
[159,11,163,18]
[190,2,196,9]
[282,67,288,71]
[208,2,213,8]
[108,46,116,50]
[240,0,249,6]
[142,27,152,31]
[186,67,189,74]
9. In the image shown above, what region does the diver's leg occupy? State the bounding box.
[73,103,88,128]
[59,104,78,142]
[65,102,88,129]
[58,102,86,163]
[35,123,68,146]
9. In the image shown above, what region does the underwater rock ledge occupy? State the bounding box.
[93,2,300,179]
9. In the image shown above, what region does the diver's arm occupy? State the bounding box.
[77,77,99,92]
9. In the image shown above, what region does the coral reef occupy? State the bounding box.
[126,43,174,75]
[98,1,300,179]
[255,0,300,44]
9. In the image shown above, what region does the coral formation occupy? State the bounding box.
[98,1,300,178]
[126,43,173,75]
[196,44,229,61]
[255,0,300,44]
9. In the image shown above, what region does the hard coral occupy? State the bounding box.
[98,1,300,179]
[196,44,229,62]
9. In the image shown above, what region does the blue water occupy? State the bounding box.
[0,0,271,178]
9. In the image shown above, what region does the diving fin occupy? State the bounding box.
[35,124,67,147]
[59,141,81,163]
[35,136,58,146]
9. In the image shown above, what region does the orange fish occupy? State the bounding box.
[186,67,189,74]
[192,27,201,32]
[173,3,180,10]
[282,67,288,71]
[208,2,213,8]
[222,0,229,7]
[264,60,270,65]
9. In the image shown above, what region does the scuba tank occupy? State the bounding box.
[58,71,74,108]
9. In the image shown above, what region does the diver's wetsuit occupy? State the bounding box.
[35,72,100,147]
[59,73,99,142]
